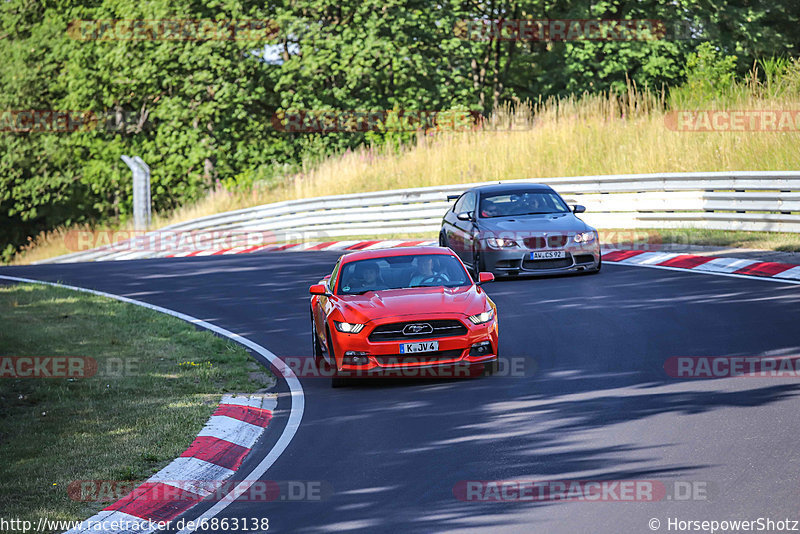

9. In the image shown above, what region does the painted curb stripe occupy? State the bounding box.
[601,250,646,262]
[66,510,160,534]
[733,261,795,277]
[196,415,265,449]
[602,249,800,285]
[212,404,273,427]
[691,257,758,273]
[345,240,381,250]
[148,457,236,489]
[221,393,277,411]
[622,252,680,265]
[104,482,202,522]
[180,436,251,472]
[776,266,800,280]
[306,241,339,251]
[656,254,714,269]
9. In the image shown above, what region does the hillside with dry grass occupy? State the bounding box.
[13,58,800,265]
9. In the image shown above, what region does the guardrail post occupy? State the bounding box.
[121,155,151,230]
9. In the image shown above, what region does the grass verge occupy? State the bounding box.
[0,283,273,528]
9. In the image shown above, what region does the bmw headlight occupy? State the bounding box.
[468,308,495,325]
[334,321,365,334]
[573,231,597,243]
[486,237,518,249]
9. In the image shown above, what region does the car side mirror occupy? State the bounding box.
[457,212,473,221]
[477,272,495,285]
[572,205,586,213]
[309,284,329,296]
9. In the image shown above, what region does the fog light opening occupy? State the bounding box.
[469,341,493,357]
[343,351,370,365]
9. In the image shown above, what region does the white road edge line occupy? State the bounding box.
[604,260,800,285]
[0,274,305,534]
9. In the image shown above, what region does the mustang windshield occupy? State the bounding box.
[479,190,569,218]
[338,254,472,295]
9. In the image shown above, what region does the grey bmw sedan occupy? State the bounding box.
[439,183,601,277]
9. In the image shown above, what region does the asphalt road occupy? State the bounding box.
[3,253,800,534]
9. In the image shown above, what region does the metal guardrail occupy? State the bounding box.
[42,171,800,263]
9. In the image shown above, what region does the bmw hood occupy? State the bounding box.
[337,286,489,324]
[478,213,592,234]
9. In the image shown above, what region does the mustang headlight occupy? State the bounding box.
[468,308,495,325]
[573,231,597,243]
[486,237,518,249]
[334,321,365,334]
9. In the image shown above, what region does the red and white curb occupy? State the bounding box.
[603,249,800,283]
[161,239,438,259]
[64,394,276,534]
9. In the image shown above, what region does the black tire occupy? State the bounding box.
[589,255,602,274]
[311,310,324,365]
[439,231,448,248]
[326,329,349,388]
[483,359,499,376]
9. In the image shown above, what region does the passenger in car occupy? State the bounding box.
[351,262,386,291]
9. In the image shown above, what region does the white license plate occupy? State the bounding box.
[400,341,439,354]
[531,250,566,260]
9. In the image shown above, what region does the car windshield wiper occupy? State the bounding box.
[346,289,375,295]
[346,286,406,295]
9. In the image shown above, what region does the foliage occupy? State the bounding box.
[2,0,800,262]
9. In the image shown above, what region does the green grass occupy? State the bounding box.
[0,283,273,529]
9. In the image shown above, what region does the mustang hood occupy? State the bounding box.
[478,213,590,234]
[336,286,488,324]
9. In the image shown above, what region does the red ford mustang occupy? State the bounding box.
[309,246,499,387]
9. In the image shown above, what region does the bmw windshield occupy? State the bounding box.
[338,254,472,295]
[479,190,570,218]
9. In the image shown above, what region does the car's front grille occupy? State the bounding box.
[368,320,468,342]
[574,254,595,264]
[523,236,546,249]
[522,256,573,270]
[523,235,568,249]
[373,349,465,366]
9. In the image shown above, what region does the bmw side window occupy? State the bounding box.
[452,194,465,213]
[462,193,476,215]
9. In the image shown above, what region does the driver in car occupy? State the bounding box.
[410,256,450,286]
[350,262,385,292]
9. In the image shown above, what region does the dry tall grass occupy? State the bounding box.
[13,73,800,264]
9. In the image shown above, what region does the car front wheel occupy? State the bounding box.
[311,311,324,365]
[326,329,350,388]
